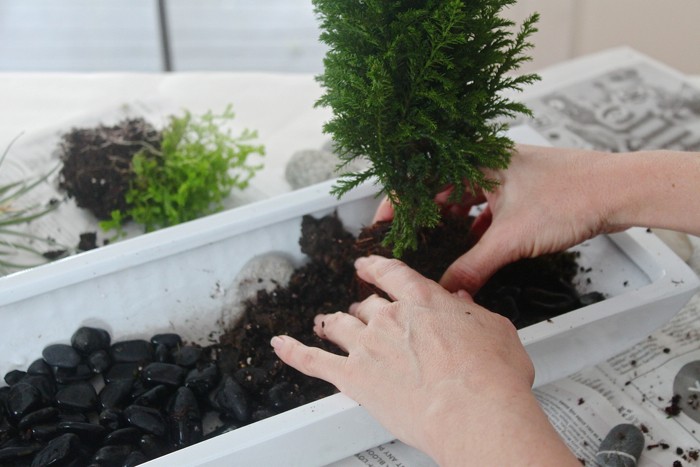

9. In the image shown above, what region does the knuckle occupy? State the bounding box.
[353,298,374,318]
[373,258,436,302]
[372,301,402,327]
[377,300,400,318]
[297,346,321,376]
[449,262,480,289]
[360,294,379,309]
[373,257,407,280]
[493,311,518,333]
[409,280,433,304]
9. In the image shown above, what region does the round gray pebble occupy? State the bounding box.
[284,148,368,189]
[285,149,341,189]
[595,423,645,467]
[673,360,700,423]
[321,139,338,154]
[234,254,295,303]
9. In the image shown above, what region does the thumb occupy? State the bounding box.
[439,231,512,295]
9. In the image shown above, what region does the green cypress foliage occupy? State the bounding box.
[313,0,539,256]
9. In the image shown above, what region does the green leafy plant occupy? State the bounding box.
[313,0,539,255]
[1,134,62,274]
[101,105,264,233]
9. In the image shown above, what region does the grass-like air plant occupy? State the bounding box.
[0,134,63,275]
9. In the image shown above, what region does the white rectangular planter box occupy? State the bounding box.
[0,127,698,466]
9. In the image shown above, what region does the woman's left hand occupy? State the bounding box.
[271,255,578,466]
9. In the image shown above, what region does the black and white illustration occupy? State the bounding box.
[512,62,700,152]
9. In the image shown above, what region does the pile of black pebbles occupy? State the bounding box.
[0,327,299,466]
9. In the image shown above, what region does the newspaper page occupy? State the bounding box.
[506,47,700,153]
[521,47,700,465]
[544,292,700,466]
[330,48,700,467]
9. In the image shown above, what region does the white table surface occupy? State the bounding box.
[2,71,699,186]
[0,72,334,205]
[3,71,698,244]
[3,72,695,272]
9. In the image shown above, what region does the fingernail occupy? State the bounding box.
[270,336,285,349]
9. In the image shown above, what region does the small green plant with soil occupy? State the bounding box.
[313,0,540,255]
[59,105,264,235]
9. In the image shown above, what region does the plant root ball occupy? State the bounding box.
[58,118,161,220]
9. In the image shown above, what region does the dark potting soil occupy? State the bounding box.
[216,211,604,417]
[58,118,161,220]
[0,213,602,465]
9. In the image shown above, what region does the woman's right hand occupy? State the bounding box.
[441,144,622,294]
[376,144,619,294]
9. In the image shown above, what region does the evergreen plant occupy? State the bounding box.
[313,0,540,255]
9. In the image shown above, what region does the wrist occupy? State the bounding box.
[602,150,700,235]
[419,379,578,466]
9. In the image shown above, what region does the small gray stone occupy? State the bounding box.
[650,228,693,262]
[285,148,368,189]
[234,254,294,303]
[673,360,700,423]
[595,423,644,467]
[285,149,339,189]
[321,139,337,154]
[223,254,295,328]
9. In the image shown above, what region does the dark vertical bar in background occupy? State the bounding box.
[157,0,173,71]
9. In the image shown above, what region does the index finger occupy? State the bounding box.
[271,335,346,388]
[354,255,445,305]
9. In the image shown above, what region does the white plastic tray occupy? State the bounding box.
[1,131,698,466]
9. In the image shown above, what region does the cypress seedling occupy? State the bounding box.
[313,0,539,255]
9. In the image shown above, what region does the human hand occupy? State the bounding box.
[440,145,620,294]
[376,145,615,294]
[271,255,578,465]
